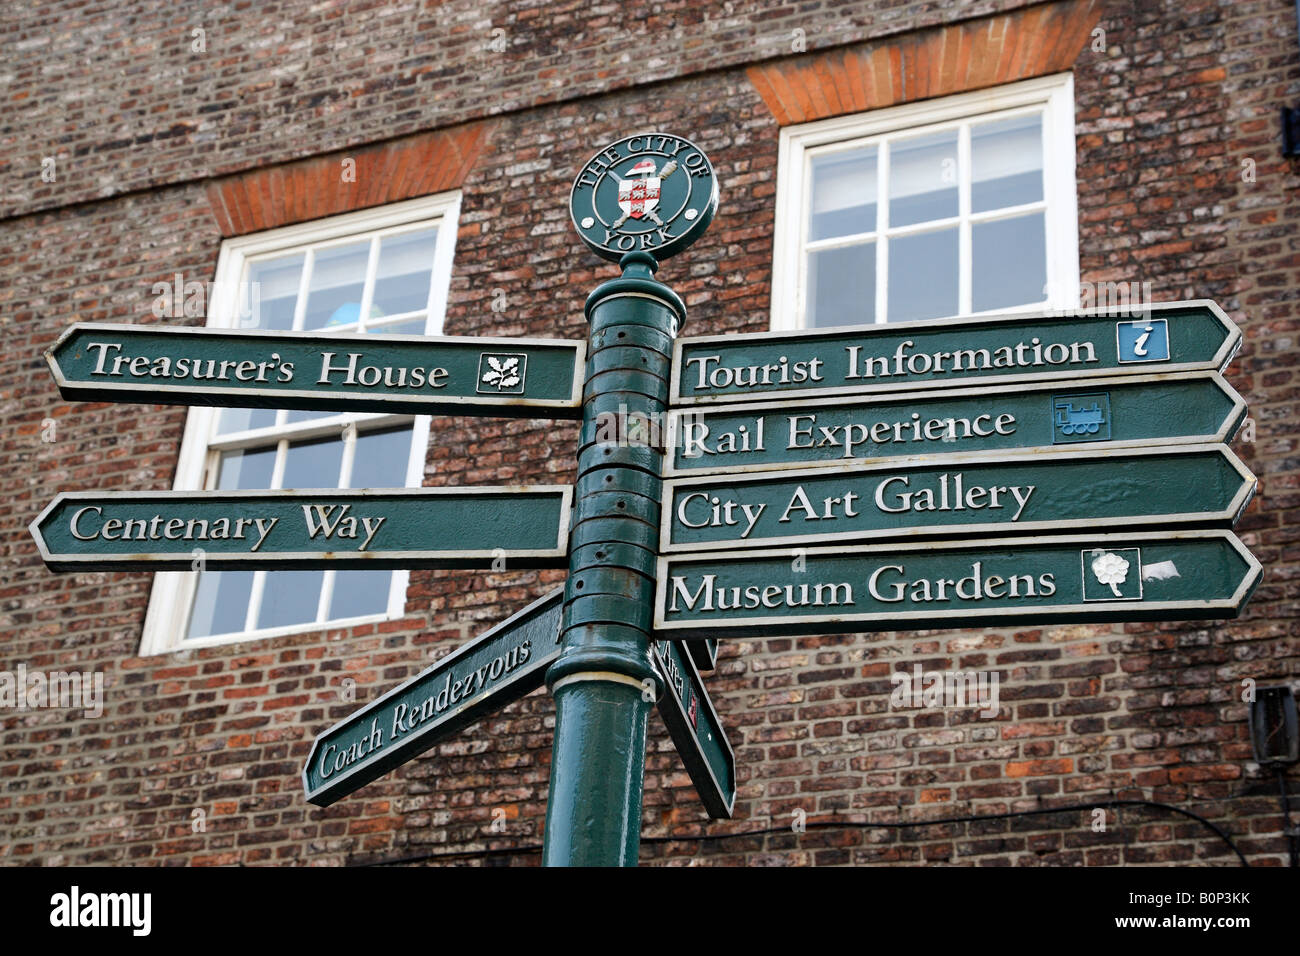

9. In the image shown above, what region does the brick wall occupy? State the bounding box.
[1,0,1297,866]
[2,0,1047,219]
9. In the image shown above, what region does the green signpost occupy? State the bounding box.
[304,588,565,807]
[541,134,730,865]
[47,323,586,418]
[671,301,1241,405]
[666,370,1247,476]
[654,530,1262,638]
[29,127,1263,867]
[661,445,1255,552]
[31,487,571,570]
[652,638,736,818]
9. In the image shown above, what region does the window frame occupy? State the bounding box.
[140,193,461,656]
[771,73,1079,331]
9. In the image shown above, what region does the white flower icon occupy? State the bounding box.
[1091,550,1130,597]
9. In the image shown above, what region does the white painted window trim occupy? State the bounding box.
[770,73,1079,331]
[140,193,462,656]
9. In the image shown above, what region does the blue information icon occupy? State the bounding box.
[1116,318,1170,363]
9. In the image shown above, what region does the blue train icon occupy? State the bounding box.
[1054,400,1107,436]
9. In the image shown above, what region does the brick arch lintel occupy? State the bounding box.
[746,0,1104,125]
[204,119,497,237]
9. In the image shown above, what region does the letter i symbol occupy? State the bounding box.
[1134,326,1152,356]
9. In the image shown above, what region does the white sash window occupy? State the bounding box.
[140,194,460,654]
[772,74,1079,329]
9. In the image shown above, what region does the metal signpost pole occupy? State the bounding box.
[541,252,683,866]
[542,134,719,866]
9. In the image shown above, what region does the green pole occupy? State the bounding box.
[542,251,685,866]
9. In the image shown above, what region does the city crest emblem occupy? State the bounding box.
[571,133,718,263]
[617,158,667,224]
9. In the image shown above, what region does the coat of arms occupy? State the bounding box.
[569,133,718,263]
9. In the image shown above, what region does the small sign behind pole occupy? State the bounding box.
[653,638,736,819]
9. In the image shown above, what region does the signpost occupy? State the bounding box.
[654,530,1262,638]
[29,126,1264,867]
[541,134,731,866]
[304,588,565,807]
[651,638,736,818]
[31,487,571,570]
[29,131,740,866]
[665,370,1247,476]
[46,323,586,418]
[29,489,569,572]
[670,301,1241,405]
[302,589,736,815]
[661,445,1255,552]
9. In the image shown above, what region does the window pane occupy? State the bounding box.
[281,435,343,489]
[217,446,277,490]
[245,253,303,331]
[889,131,958,228]
[372,228,437,317]
[284,408,335,425]
[329,569,393,620]
[888,228,958,321]
[972,114,1043,213]
[216,253,305,434]
[368,317,427,336]
[303,240,371,330]
[807,242,875,327]
[809,148,877,241]
[187,570,254,638]
[349,426,413,489]
[257,570,323,629]
[217,406,277,434]
[973,213,1047,313]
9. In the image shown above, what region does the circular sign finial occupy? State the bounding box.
[570,133,719,264]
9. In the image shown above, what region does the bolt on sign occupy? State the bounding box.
[670,301,1241,405]
[654,531,1262,638]
[661,445,1256,552]
[31,487,571,571]
[665,370,1247,477]
[46,323,586,418]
